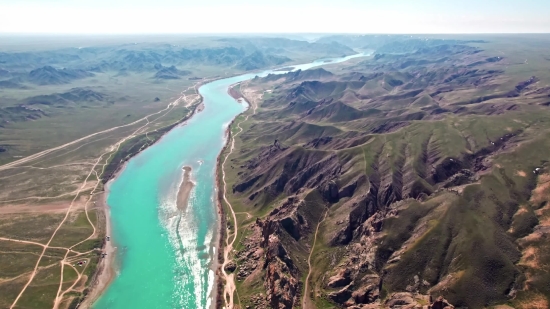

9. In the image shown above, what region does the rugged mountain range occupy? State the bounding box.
[153,64,191,79]
[0,37,356,87]
[0,36,357,138]
[0,87,110,125]
[316,35,486,53]
[27,66,95,85]
[224,37,550,309]
[236,51,291,71]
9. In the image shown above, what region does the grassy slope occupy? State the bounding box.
[223,35,550,308]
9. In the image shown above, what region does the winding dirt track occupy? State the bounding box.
[4,84,200,309]
[9,154,105,309]
[302,208,329,309]
[221,87,257,309]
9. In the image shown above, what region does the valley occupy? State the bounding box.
[0,35,355,309]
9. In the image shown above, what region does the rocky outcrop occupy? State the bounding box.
[244,140,287,170]
[331,192,382,245]
[233,174,261,193]
[224,261,236,273]
[234,197,307,308]
[328,285,353,304]
[327,269,352,288]
[385,292,418,307]
[235,148,343,207]
[262,197,308,241]
[263,234,299,309]
[338,175,364,199]
[429,296,454,309]
[284,154,341,194]
[352,284,379,304]
[320,180,340,203]
[261,199,308,308]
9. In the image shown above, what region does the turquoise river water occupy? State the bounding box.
[93,53,366,309]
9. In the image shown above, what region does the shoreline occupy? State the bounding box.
[214,121,233,309]
[214,98,253,309]
[78,186,116,309]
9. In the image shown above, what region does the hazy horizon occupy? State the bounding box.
[1,0,550,34]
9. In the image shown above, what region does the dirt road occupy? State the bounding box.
[220,86,258,309]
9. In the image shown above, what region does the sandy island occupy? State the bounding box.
[228,82,243,101]
[177,166,195,211]
[274,66,295,71]
[177,166,221,309]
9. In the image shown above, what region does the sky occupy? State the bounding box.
[0,0,549,34]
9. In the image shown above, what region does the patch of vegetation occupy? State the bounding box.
[0,213,63,242]
[50,211,94,248]
[17,264,62,309]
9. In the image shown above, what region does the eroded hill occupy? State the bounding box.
[221,36,550,309]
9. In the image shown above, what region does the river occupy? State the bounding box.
[93,53,366,309]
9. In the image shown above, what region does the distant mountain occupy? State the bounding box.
[27,66,94,85]
[0,87,112,128]
[0,69,11,78]
[285,68,334,82]
[217,37,356,58]
[87,47,249,72]
[0,105,47,124]
[153,65,191,79]
[0,80,27,89]
[25,88,108,106]
[376,39,479,54]
[0,50,82,70]
[316,34,486,53]
[316,34,409,49]
[0,37,360,82]
[261,68,335,83]
[236,51,291,70]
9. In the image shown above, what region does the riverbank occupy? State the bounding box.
[214,117,236,309]
[216,94,256,309]
[209,117,250,309]
[79,191,115,309]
